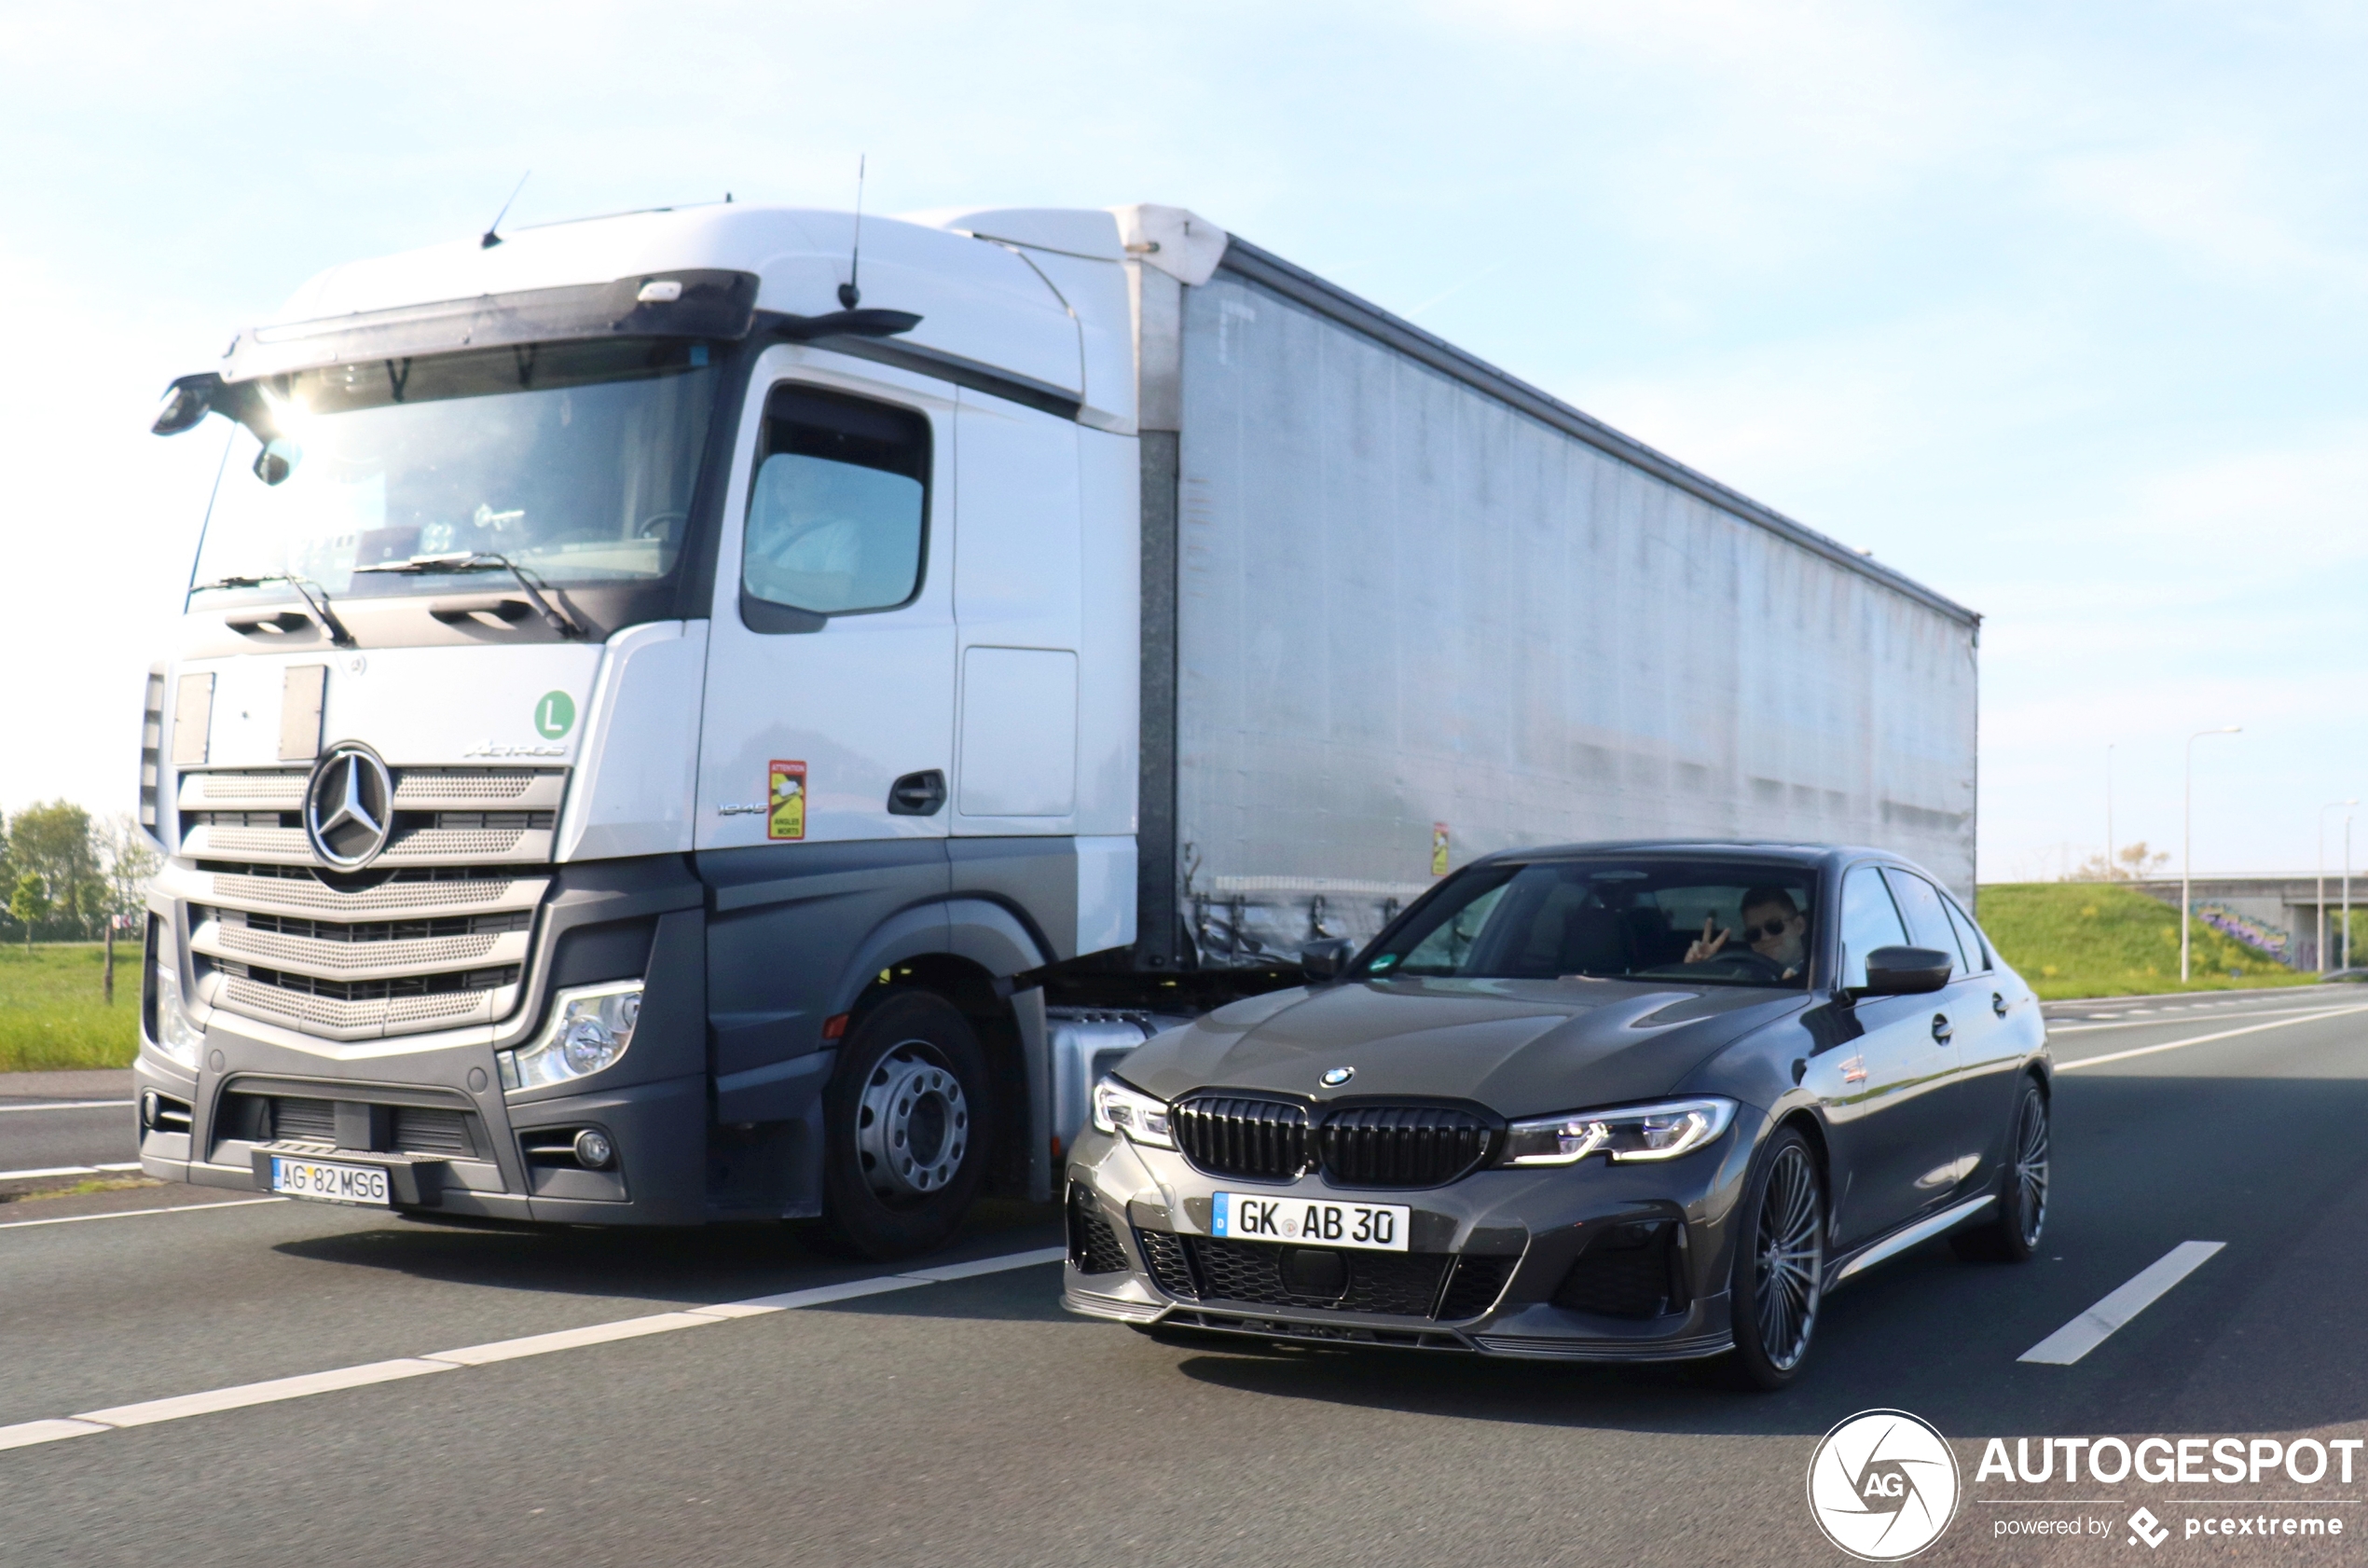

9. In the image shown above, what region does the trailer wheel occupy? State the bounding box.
[819,991,994,1259]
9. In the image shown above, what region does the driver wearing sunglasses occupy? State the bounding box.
[1681,886,1810,981]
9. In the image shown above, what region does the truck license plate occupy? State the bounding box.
[1211,1192,1409,1251]
[269,1156,391,1206]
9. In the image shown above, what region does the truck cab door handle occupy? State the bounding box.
[1991,991,2008,1018]
[1931,1014,1953,1044]
[888,769,946,816]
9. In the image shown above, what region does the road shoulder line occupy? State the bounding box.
[2055,1005,2368,1071]
[2018,1241,2225,1365]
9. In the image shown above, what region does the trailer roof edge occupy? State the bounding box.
[1213,236,1981,630]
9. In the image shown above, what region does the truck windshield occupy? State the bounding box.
[1359,859,1820,989]
[189,337,718,603]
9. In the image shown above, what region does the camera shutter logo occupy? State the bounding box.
[1806,1409,1961,1561]
[305,746,395,869]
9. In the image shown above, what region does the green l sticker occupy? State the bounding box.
[534,691,576,739]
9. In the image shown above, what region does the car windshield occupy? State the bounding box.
[1359,859,1820,989]
[188,337,719,603]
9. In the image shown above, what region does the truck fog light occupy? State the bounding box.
[499,982,643,1093]
[150,963,205,1070]
[572,1129,616,1169]
[140,1089,161,1130]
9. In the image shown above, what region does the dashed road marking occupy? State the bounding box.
[2019,1241,2225,1365]
[2055,1005,2368,1070]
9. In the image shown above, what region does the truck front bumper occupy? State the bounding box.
[135,1020,710,1227]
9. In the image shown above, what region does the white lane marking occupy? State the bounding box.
[2050,1003,2361,1035]
[2056,1004,2368,1071]
[0,1197,284,1231]
[0,1419,109,1451]
[2019,1242,2225,1365]
[0,1245,1068,1451]
[0,1162,144,1182]
[0,1100,134,1114]
[76,1358,452,1427]
[425,1312,724,1366]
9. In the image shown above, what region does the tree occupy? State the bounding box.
[5,801,98,940]
[9,872,46,951]
[2070,840,2171,883]
[91,814,159,1002]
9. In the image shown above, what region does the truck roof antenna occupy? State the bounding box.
[838,155,866,309]
[480,172,530,249]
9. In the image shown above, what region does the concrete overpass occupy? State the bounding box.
[2121,874,2363,970]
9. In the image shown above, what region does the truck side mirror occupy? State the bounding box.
[1847,945,1954,1000]
[1300,938,1354,983]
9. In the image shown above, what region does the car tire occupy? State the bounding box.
[1723,1125,1825,1391]
[817,991,994,1261]
[1949,1079,2049,1263]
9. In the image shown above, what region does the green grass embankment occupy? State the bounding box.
[0,943,140,1072]
[1975,883,2319,1000]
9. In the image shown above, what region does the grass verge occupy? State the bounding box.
[1976,882,2320,1000]
[0,943,141,1072]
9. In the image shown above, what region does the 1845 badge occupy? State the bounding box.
[767,761,806,841]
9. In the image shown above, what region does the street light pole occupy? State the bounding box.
[2106,743,2116,879]
[2347,813,2355,972]
[2182,726,2241,983]
[2318,800,2356,975]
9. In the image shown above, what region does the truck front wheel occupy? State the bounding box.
[819,991,994,1259]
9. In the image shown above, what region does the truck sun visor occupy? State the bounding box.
[214,268,763,387]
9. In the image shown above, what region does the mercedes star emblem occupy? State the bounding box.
[304,745,394,868]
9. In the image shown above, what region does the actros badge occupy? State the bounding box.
[1807,1409,1961,1561]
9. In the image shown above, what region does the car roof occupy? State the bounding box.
[1466,840,1910,875]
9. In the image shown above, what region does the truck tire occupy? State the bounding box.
[819,991,995,1259]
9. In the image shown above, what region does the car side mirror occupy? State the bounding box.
[1300,938,1354,983]
[1848,945,1955,999]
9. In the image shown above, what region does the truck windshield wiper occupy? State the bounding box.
[188,573,356,648]
[351,552,584,638]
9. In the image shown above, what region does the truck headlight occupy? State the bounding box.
[1499,1097,1736,1166]
[499,983,642,1093]
[150,963,205,1070]
[1090,1075,1174,1148]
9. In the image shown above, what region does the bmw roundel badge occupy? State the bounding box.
[1320,1066,1355,1087]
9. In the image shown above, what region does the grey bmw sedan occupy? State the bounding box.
[1062,843,2051,1388]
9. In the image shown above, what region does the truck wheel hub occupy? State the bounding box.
[857,1043,970,1201]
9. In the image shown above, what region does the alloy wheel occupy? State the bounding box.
[1755,1143,1824,1371]
[2013,1092,2050,1248]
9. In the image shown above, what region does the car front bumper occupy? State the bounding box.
[1060,1121,1761,1361]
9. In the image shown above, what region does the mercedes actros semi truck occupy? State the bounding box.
[131,199,1980,1256]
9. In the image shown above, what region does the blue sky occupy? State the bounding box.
[5,0,2364,881]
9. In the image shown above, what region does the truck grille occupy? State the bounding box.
[1170,1095,1312,1181]
[1172,1094,1499,1189]
[1315,1104,1500,1189]
[170,765,561,1040]
[216,1093,480,1159]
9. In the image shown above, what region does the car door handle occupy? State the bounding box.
[1931,1013,1953,1044]
[888,769,946,816]
[1991,991,2008,1018]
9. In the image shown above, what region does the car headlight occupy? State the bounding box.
[150,963,205,1070]
[499,983,642,1093]
[1090,1075,1175,1148]
[1499,1097,1736,1166]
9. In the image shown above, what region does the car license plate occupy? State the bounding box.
[269,1156,391,1206]
[1211,1192,1409,1251]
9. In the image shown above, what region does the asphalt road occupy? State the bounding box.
[0,1070,135,1180]
[6,987,2368,1567]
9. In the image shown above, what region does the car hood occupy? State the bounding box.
[1120,978,1807,1120]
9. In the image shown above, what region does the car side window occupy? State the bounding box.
[1942,895,1991,973]
[1839,866,1910,989]
[1881,869,1964,978]
[743,384,930,618]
